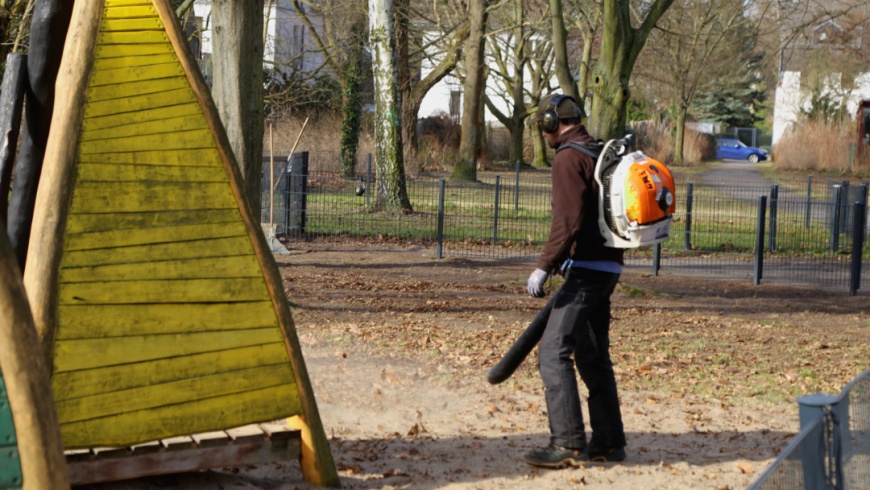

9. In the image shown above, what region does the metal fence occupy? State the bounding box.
[261,151,870,294]
[749,367,870,490]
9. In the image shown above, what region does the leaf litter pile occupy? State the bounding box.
[232,246,870,489]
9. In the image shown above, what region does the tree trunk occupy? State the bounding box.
[577,29,594,108]
[454,0,488,181]
[673,104,687,165]
[370,0,412,211]
[339,21,365,178]
[549,0,580,103]
[588,0,674,140]
[211,0,265,210]
[6,0,73,272]
[530,129,548,168]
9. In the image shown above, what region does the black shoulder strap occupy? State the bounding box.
[556,141,603,160]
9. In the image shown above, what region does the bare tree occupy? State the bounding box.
[211,0,266,209]
[454,0,489,181]
[370,0,413,211]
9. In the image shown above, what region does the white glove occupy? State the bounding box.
[526,268,548,298]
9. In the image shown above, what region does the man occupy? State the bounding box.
[523,93,627,468]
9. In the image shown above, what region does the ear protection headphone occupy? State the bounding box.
[539,94,581,133]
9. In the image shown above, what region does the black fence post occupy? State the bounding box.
[284,151,308,236]
[684,182,694,251]
[436,178,445,259]
[514,161,520,212]
[805,175,812,229]
[653,243,661,276]
[768,184,778,253]
[831,185,842,251]
[850,201,865,296]
[798,395,839,490]
[365,153,372,208]
[754,195,767,286]
[840,180,850,233]
[493,175,501,245]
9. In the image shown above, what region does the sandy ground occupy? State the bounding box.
[81,245,870,490]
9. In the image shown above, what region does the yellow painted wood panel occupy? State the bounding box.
[93,52,176,70]
[81,103,203,132]
[61,236,253,267]
[51,343,290,399]
[70,181,236,214]
[98,31,167,46]
[90,63,184,88]
[79,128,213,154]
[103,6,158,19]
[58,277,269,305]
[53,328,284,372]
[56,301,278,340]
[105,0,154,7]
[83,87,194,118]
[60,384,302,449]
[64,221,249,252]
[86,76,189,103]
[75,163,225,183]
[100,18,162,32]
[66,208,241,234]
[56,363,295,424]
[81,114,208,141]
[60,255,261,283]
[95,43,171,59]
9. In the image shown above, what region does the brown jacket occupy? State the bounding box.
[535,125,624,273]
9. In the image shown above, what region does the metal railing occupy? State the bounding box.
[749,367,870,490]
[261,151,870,294]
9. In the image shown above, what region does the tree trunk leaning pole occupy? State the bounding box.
[6,0,73,271]
[0,53,27,225]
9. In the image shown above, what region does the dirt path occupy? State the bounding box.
[83,245,870,490]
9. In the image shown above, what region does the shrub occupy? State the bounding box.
[773,119,867,174]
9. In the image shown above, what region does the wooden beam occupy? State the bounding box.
[0,222,68,488]
[152,1,340,487]
[22,0,105,365]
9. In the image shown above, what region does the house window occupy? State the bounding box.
[449,91,461,119]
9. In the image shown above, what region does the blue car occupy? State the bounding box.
[715,138,768,163]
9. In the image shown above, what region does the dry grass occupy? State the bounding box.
[265,113,374,158]
[773,119,870,174]
[631,120,713,166]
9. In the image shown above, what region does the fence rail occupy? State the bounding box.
[261,152,870,294]
[749,367,870,490]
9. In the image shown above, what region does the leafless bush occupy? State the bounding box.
[773,119,866,174]
[631,119,713,166]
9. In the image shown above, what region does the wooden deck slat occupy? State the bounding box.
[66,209,241,234]
[61,236,254,268]
[83,87,195,118]
[86,76,189,103]
[81,102,203,132]
[81,114,208,141]
[63,220,249,252]
[60,255,261,283]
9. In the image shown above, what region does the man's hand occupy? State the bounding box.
[526,269,548,297]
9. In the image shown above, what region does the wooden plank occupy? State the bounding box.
[105,0,155,7]
[98,30,167,46]
[70,180,236,214]
[57,302,278,340]
[86,75,189,103]
[66,431,299,485]
[81,114,207,141]
[66,209,241,234]
[55,364,294,425]
[60,384,303,449]
[79,127,213,154]
[90,63,184,88]
[61,236,254,267]
[159,436,195,451]
[51,342,290,400]
[60,255,262,283]
[75,162,225,183]
[191,431,230,448]
[100,17,162,32]
[53,328,283,372]
[63,220,249,252]
[83,87,195,118]
[82,102,203,132]
[226,425,267,445]
[96,43,172,59]
[93,52,176,70]
[129,441,161,455]
[58,276,270,305]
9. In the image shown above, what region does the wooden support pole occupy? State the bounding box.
[0,227,69,489]
[0,53,27,225]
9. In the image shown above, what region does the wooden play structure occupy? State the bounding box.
[0,232,68,490]
[15,0,339,486]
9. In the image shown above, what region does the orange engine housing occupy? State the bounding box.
[622,156,676,225]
